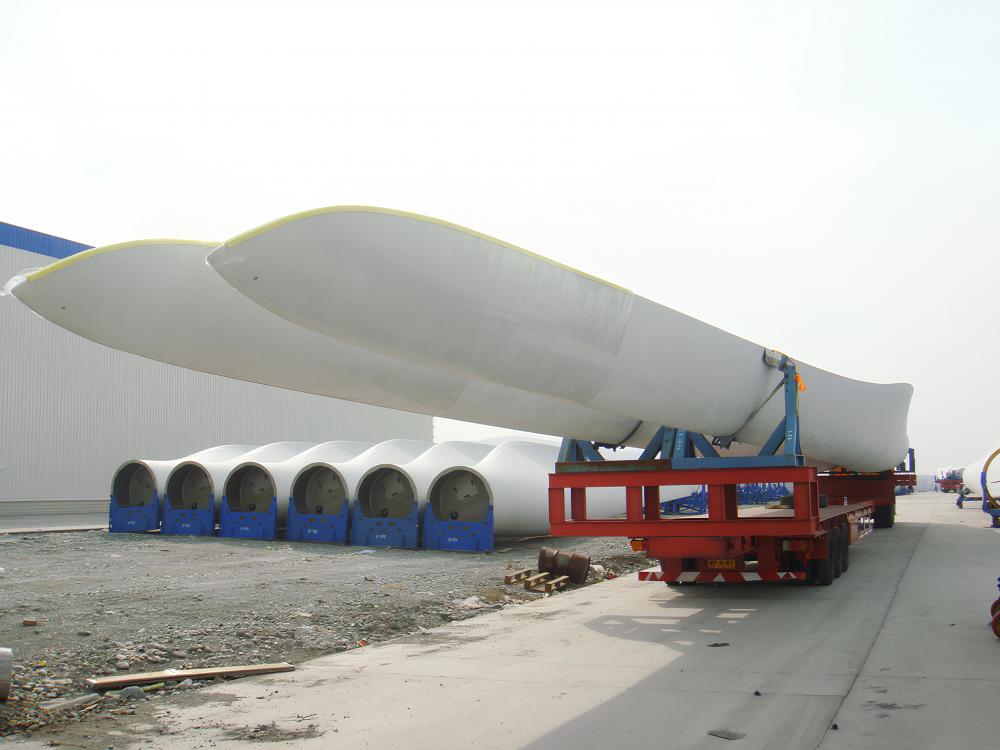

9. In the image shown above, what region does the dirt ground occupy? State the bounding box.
[0,529,650,745]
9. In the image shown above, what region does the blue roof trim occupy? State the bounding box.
[0,222,92,260]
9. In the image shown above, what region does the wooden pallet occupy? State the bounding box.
[503,569,569,593]
[504,568,532,584]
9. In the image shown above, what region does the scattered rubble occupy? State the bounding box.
[0,529,652,741]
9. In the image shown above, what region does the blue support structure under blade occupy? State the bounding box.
[218,497,278,540]
[421,504,494,552]
[285,498,350,544]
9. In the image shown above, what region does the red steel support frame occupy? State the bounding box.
[549,462,823,538]
[549,460,909,584]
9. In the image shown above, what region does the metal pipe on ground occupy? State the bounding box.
[538,546,592,584]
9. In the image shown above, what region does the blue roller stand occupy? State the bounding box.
[660,483,789,515]
[161,499,215,536]
[218,496,278,540]
[661,486,708,515]
[350,502,418,548]
[421,504,494,552]
[741,482,789,505]
[108,493,160,533]
[285,498,349,544]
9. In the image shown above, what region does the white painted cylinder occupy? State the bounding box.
[290,439,434,518]
[280,441,373,516]
[219,442,319,523]
[208,207,913,472]
[164,445,259,518]
[110,459,175,509]
[115,445,255,511]
[354,441,495,520]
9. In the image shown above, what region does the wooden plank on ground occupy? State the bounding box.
[40,693,102,713]
[503,568,532,584]
[84,662,294,689]
[528,575,569,593]
[547,575,569,591]
[522,573,550,588]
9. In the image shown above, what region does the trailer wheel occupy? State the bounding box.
[831,529,843,579]
[811,539,835,586]
[990,598,1000,618]
[840,526,850,572]
[992,611,1000,639]
[873,504,895,529]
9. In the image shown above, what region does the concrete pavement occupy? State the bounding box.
[15,491,995,750]
[0,499,106,533]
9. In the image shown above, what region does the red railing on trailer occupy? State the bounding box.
[548,460,906,585]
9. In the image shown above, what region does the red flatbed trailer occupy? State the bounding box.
[936,478,963,493]
[549,460,915,585]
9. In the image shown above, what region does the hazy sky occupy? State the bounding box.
[2,1,997,471]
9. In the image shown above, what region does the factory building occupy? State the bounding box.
[0,222,432,502]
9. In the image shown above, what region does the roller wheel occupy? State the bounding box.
[873,503,895,529]
[840,526,850,572]
[990,598,1000,618]
[992,611,1000,640]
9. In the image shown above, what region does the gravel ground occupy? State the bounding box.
[0,529,650,743]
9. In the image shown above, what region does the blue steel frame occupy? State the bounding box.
[218,496,278,540]
[421,503,495,552]
[559,352,803,470]
[108,491,160,534]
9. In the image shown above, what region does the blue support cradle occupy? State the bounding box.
[218,496,278,540]
[421,504,494,552]
[285,498,349,544]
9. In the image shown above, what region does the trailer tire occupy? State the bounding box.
[831,529,843,579]
[874,504,895,529]
[840,526,850,572]
[811,543,835,586]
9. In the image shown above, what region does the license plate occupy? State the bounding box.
[707,559,737,569]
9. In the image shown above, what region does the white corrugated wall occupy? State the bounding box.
[0,242,432,501]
